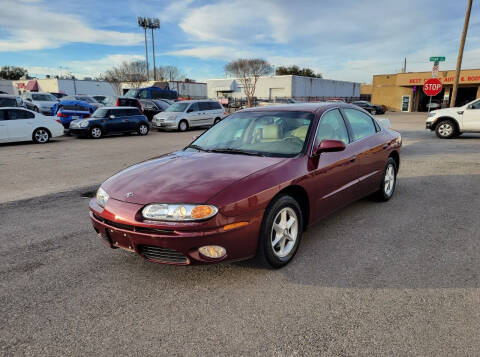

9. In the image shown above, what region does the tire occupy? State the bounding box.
[137,123,149,136]
[257,195,303,268]
[90,126,103,139]
[435,120,456,139]
[178,120,188,132]
[373,157,397,201]
[32,128,50,144]
[213,118,221,125]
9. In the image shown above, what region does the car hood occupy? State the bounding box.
[431,105,466,116]
[102,150,286,205]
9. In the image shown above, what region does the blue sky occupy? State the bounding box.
[1,0,479,83]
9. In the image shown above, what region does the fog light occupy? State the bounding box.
[198,245,226,259]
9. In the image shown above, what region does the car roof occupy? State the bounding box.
[241,102,357,114]
[100,106,140,110]
[175,99,219,103]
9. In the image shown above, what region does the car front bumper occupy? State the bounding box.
[89,198,262,265]
[426,121,435,130]
[69,127,89,136]
[152,121,177,129]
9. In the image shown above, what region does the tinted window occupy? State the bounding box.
[142,101,155,110]
[60,105,89,112]
[471,100,480,109]
[0,110,5,120]
[139,90,148,99]
[7,109,34,120]
[32,94,56,101]
[343,108,376,141]
[316,109,349,145]
[111,109,127,117]
[165,102,189,112]
[125,108,141,116]
[198,102,210,111]
[129,99,140,108]
[92,108,110,118]
[0,98,16,107]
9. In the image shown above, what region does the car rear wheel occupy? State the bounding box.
[138,123,149,136]
[374,157,397,201]
[178,120,188,132]
[32,128,50,144]
[257,195,303,268]
[90,127,103,139]
[435,120,456,139]
[214,118,221,125]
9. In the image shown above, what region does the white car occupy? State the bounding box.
[0,107,64,144]
[152,100,225,131]
[426,98,480,138]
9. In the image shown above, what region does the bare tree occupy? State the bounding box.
[101,60,148,94]
[225,58,273,107]
[161,65,184,81]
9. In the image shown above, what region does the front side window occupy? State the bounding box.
[315,109,349,146]
[7,109,34,120]
[188,103,199,112]
[470,100,480,109]
[165,102,189,112]
[92,108,110,118]
[343,108,376,141]
[189,111,314,157]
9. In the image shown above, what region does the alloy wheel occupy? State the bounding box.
[179,121,187,131]
[438,123,453,137]
[383,163,395,197]
[139,124,148,135]
[91,127,102,138]
[271,207,298,258]
[34,129,49,143]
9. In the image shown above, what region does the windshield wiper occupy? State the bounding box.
[186,144,209,152]
[209,148,265,156]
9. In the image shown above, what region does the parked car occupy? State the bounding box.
[0,94,24,108]
[152,100,225,131]
[21,92,58,115]
[140,99,170,121]
[426,98,480,138]
[51,100,95,133]
[102,96,143,111]
[89,102,401,267]
[0,107,64,144]
[125,86,178,100]
[63,95,103,110]
[352,101,385,115]
[92,95,106,104]
[69,107,149,139]
[50,92,68,99]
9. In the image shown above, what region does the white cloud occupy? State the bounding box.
[25,54,144,78]
[0,0,143,51]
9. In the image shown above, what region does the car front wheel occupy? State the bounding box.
[257,195,303,268]
[90,127,103,139]
[178,120,188,132]
[435,120,456,139]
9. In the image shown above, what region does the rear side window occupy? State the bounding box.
[142,101,155,110]
[207,102,222,110]
[198,102,210,111]
[343,108,376,141]
[6,109,35,120]
[125,109,141,116]
[0,98,16,106]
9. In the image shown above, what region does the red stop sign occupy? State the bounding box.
[423,78,442,96]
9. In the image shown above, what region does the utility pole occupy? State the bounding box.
[450,0,473,107]
[138,17,150,81]
[404,57,407,73]
[150,18,160,81]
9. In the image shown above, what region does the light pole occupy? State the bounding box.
[138,17,150,81]
[138,17,160,82]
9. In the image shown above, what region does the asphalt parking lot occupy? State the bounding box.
[1,112,480,356]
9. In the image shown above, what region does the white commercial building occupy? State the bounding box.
[207,75,360,101]
[121,80,207,99]
[9,78,116,96]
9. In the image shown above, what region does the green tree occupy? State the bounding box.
[0,66,28,80]
[275,65,322,78]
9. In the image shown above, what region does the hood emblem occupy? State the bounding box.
[125,192,134,198]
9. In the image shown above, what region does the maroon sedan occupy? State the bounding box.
[90,103,401,268]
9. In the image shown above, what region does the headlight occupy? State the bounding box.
[79,120,89,127]
[427,112,436,117]
[96,187,109,208]
[142,204,218,221]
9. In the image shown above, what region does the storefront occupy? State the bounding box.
[371,69,480,112]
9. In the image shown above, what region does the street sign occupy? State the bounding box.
[429,56,445,62]
[423,78,442,96]
[432,65,439,78]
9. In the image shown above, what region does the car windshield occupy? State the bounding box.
[32,94,56,101]
[125,89,139,98]
[188,111,314,157]
[92,108,109,118]
[165,102,189,112]
[78,96,97,103]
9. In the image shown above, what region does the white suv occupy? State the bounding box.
[152,100,225,131]
[426,98,480,138]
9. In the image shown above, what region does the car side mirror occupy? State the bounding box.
[109,115,115,119]
[467,104,473,109]
[312,139,346,156]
